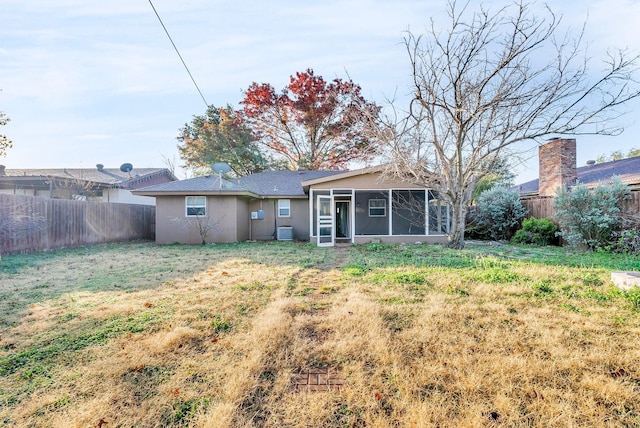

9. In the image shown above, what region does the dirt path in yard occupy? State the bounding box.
[289,246,351,393]
[330,246,349,270]
[290,246,350,290]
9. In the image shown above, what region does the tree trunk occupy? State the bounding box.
[447,199,468,249]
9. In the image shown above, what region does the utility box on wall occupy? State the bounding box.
[251,209,265,220]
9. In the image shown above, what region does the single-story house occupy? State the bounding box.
[133,167,450,246]
[0,164,177,205]
[516,138,640,198]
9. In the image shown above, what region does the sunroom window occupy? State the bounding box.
[368,199,386,217]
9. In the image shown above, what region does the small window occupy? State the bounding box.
[186,196,206,217]
[278,199,291,217]
[369,199,386,217]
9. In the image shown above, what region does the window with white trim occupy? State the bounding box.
[278,199,291,217]
[368,199,386,217]
[186,196,206,217]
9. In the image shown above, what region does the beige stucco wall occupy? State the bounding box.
[155,195,246,244]
[309,172,425,190]
[104,189,157,206]
[248,198,310,241]
[236,198,250,242]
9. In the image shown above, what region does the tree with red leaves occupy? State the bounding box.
[240,69,381,170]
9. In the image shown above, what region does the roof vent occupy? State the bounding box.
[586,160,596,166]
[96,163,104,171]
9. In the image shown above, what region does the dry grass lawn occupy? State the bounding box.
[1,241,640,427]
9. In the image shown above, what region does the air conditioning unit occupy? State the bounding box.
[277,226,294,241]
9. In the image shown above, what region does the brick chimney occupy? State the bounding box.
[538,138,577,197]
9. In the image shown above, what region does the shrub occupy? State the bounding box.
[464,207,491,240]
[554,177,630,250]
[511,217,559,246]
[609,229,640,254]
[474,187,527,241]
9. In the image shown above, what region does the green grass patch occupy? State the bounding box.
[0,311,160,376]
[165,397,212,425]
[467,267,526,284]
[368,269,431,285]
[623,288,640,311]
[210,315,232,334]
[343,264,367,276]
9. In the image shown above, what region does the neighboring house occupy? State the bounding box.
[0,164,177,205]
[516,138,640,198]
[133,167,450,246]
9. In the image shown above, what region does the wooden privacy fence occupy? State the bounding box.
[521,192,640,221]
[0,194,155,255]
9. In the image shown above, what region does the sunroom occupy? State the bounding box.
[303,170,450,246]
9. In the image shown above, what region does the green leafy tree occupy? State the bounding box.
[471,158,515,203]
[554,177,630,249]
[178,105,272,177]
[596,147,640,163]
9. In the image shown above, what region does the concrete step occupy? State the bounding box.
[611,271,640,290]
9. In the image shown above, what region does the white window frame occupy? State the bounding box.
[368,198,386,217]
[278,199,291,217]
[186,196,207,217]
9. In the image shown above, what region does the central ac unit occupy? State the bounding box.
[277,226,294,241]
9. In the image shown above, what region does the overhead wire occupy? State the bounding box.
[147,0,209,108]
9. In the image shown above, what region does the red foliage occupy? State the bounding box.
[241,68,380,170]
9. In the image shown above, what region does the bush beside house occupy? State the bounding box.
[472,187,527,241]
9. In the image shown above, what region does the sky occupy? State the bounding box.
[1,0,639,183]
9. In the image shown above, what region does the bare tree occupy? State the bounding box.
[0,89,11,157]
[52,176,102,201]
[376,0,640,249]
[171,214,226,245]
[160,153,178,176]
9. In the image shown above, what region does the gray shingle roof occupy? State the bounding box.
[516,156,640,195]
[235,170,344,196]
[1,167,175,188]
[135,170,344,197]
[136,175,249,193]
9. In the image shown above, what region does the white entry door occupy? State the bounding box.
[317,195,334,247]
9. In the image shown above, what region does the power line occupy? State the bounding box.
[148,0,209,108]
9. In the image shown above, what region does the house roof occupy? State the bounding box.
[0,167,177,189]
[133,170,345,198]
[516,156,640,196]
[236,170,344,196]
[132,174,255,196]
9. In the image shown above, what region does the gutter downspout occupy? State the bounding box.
[273,199,277,240]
